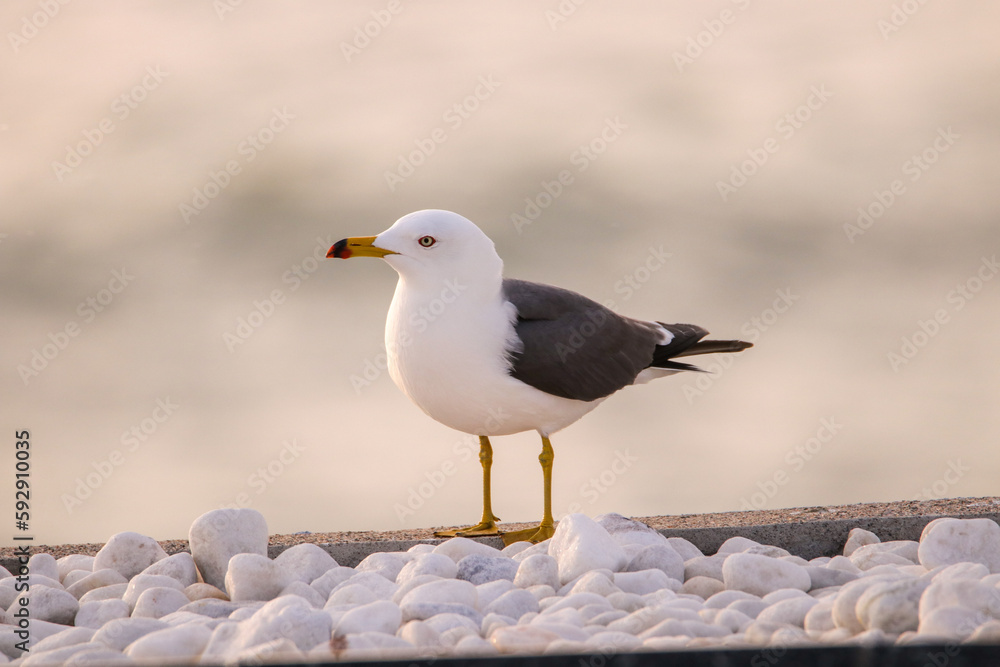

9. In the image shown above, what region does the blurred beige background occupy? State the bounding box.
[3,1,999,545]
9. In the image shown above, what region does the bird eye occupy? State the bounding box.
[418,236,436,248]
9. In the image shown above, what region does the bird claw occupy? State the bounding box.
[434,518,501,538]
[501,522,556,546]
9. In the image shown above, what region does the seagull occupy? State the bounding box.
[327,209,751,544]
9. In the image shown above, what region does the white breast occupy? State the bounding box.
[384,278,600,436]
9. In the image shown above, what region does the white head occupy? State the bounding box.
[328,210,503,290]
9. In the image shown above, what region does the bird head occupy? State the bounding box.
[328,210,503,289]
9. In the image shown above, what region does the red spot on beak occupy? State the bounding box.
[327,239,350,259]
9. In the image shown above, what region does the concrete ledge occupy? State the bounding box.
[267,510,1000,567]
[3,497,998,573]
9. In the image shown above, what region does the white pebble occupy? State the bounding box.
[56,554,95,582]
[138,552,198,587]
[310,566,355,600]
[354,551,411,582]
[727,597,768,618]
[831,575,902,633]
[74,599,130,629]
[856,576,929,633]
[722,553,811,597]
[624,543,685,582]
[918,518,1000,573]
[804,598,836,636]
[803,564,858,589]
[513,554,559,589]
[454,633,497,655]
[919,577,1000,621]
[225,553,293,602]
[227,595,333,654]
[78,583,127,604]
[485,590,537,621]
[666,537,702,561]
[62,569,94,589]
[400,578,477,609]
[184,582,228,602]
[756,595,819,627]
[396,553,457,584]
[398,619,442,648]
[843,527,880,556]
[332,571,400,604]
[714,607,753,633]
[91,617,170,651]
[968,619,1000,643]
[273,543,338,584]
[565,570,619,597]
[595,513,667,549]
[458,554,518,585]
[850,542,918,570]
[930,562,990,582]
[188,508,269,590]
[65,569,128,600]
[684,554,727,581]
[682,576,725,599]
[433,537,504,563]
[918,604,986,639]
[614,569,671,596]
[7,585,78,625]
[525,584,556,602]
[548,514,628,585]
[279,580,326,608]
[704,589,759,609]
[124,623,212,661]
[327,583,377,606]
[93,531,168,579]
[31,626,94,653]
[132,586,191,619]
[229,637,303,665]
[425,612,480,635]
[334,599,402,636]
[122,574,185,611]
[27,554,60,582]
[476,579,515,609]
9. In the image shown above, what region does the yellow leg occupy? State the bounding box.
[501,435,557,545]
[434,436,501,538]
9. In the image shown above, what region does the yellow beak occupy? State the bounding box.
[326,236,397,259]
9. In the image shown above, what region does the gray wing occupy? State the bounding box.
[502,278,665,402]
